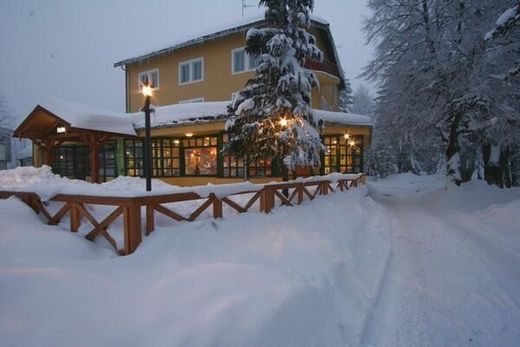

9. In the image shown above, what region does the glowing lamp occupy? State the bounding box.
[279,118,288,127]
[56,126,66,134]
[142,84,153,97]
[343,133,350,139]
[185,133,194,137]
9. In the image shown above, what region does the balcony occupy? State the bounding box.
[305,59,340,78]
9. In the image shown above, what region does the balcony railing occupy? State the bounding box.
[305,59,340,78]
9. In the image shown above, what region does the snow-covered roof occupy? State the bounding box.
[18,98,371,137]
[38,98,137,136]
[114,15,330,68]
[131,101,373,130]
[131,101,230,129]
[314,110,373,127]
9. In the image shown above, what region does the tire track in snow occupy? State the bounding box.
[358,196,395,347]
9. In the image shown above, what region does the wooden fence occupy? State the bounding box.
[0,175,365,255]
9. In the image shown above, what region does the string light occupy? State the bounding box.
[279,117,288,127]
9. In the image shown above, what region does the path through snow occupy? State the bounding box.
[363,176,520,346]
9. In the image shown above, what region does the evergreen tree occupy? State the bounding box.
[225,0,325,177]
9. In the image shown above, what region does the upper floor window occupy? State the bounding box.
[138,69,159,90]
[179,57,204,85]
[179,97,205,104]
[232,47,259,74]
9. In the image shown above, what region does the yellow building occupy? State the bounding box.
[14,15,372,186]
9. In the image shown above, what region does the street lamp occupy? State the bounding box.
[141,80,153,191]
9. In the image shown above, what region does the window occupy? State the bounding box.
[179,97,205,104]
[125,139,144,177]
[152,138,181,177]
[222,133,245,178]
[179,57,204,85]
[99,141,117,181]
[138,69,159,90]
[249,158,272,177]
[54,145,89,179]
[221,133,273,178]
[323,137,338,175]
[323,135,364,174]
[183,136,218,175]
[232,47,259,74]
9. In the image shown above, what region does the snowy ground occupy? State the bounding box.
[1,172,520,346]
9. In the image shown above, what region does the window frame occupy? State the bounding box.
[138,68,160,90]
[178,57,204,85]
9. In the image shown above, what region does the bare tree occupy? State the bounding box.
[352,83,375,117]
[0,93,15,129]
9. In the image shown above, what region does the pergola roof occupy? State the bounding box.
[13,98,137,139]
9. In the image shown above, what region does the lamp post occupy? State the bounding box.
[141,81,153,191]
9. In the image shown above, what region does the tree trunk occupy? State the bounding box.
[446,112,463,185]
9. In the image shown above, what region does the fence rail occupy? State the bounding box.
[0,175,365,255]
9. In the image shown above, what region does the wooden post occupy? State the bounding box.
[70,202,81,232]
[80,133,111,184]
[123,201,142,255]
[145,205,155,235]
[211,194,223,219]
[260,187,271,214]
[297,183,304,204]
[90,142,100,184]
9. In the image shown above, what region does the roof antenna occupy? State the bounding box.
[241,0,255,17]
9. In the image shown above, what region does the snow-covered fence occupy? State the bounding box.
[0,175,364,255]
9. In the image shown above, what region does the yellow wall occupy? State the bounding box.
[127,28,342,113]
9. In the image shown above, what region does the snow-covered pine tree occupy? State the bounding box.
[225,0,325,178]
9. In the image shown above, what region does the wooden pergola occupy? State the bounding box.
[13,105,137,183]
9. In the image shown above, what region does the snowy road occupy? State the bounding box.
[363,181,520,347]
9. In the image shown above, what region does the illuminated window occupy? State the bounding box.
[323,135,364,173]
[124,139,144,177]
[152,138,181,177]
[183,136,218,176]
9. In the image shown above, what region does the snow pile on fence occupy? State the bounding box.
[0,166,362,201]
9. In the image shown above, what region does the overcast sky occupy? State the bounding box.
[0,0,373,121]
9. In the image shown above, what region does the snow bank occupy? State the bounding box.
[366,172,447,203]
[0,186,392,346]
